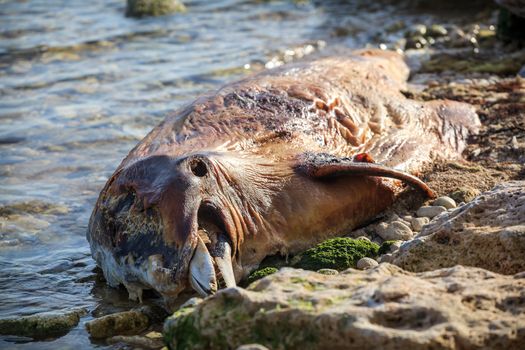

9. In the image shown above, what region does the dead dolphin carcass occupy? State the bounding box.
[87,49,479,302]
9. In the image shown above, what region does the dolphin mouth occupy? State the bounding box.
[189,202,237,297]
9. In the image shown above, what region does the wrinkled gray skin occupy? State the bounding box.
[87,49,479,304]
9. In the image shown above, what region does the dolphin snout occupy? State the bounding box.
[88,153,238,300]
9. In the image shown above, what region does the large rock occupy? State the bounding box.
[393,181,525,274]
[0,309,86,339]
[164,265,525,350]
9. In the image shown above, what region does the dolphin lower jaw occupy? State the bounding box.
[188,201,239,297]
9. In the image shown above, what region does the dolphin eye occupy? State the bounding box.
[189,158,208,177]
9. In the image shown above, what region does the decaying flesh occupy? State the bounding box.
[87,49,479,303]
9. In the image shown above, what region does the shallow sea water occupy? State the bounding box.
[0,0,481,348]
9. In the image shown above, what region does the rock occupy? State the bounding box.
[179,297,202,310]
[449,186,481,203]
[377,221,413,241]
[411,217,429,231]
[294,238,379,271]
[0,309,86,339]
[405,24,427,37]
[432,196,456,209]
[237,344,270,350]
[428,24,448,37]
[378,240,402,255]
[416,205,447,218]
[126,0,185,17]
[406,35,428,49]
[394,181,525,274]
[107,334,164,349]
[316,268,339,275]
[379,253,394,263]
[355,236,371,242]
[163,265,525,350]
[85,309,150,339]
[499,225,525,251]
[245,267,278,285]
[356,257,379,270]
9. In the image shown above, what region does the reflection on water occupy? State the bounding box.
[0,0,447,348]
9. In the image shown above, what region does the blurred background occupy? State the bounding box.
[0,0,519,348]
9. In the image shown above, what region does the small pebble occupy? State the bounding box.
[432,196,456,209]
[356,236,371,242]
[377,221,413,241]
[356,257,379,270]
[416,206,447,219]
[317,268,339,275]
[411,217,430,231]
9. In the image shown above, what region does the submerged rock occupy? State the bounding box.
[163,265,525,350]
[393,181,525,274]
[293,237,379,271]
[107,334,164,349]
[126,0,186,17]
[0,309,86,339]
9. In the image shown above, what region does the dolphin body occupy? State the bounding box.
[87,49,479,302]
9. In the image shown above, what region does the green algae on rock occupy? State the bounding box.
[126,0,186,17]
[294,237,379,271]
[0,309,86,339]
[245,267,278,285]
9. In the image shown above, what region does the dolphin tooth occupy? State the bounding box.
[189,236,217,297]
[214,239,236,288]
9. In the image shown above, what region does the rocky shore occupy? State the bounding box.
[162,9,525,350]
[2,3,523,349]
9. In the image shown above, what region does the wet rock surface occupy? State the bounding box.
[85,306,167,339]
[0,309,86,339]
[393,181,525,274]
[164,264,525,350]
[126,0,186,17]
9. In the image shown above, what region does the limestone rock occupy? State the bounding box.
[393,181,525,274]
[163,265,525,350]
